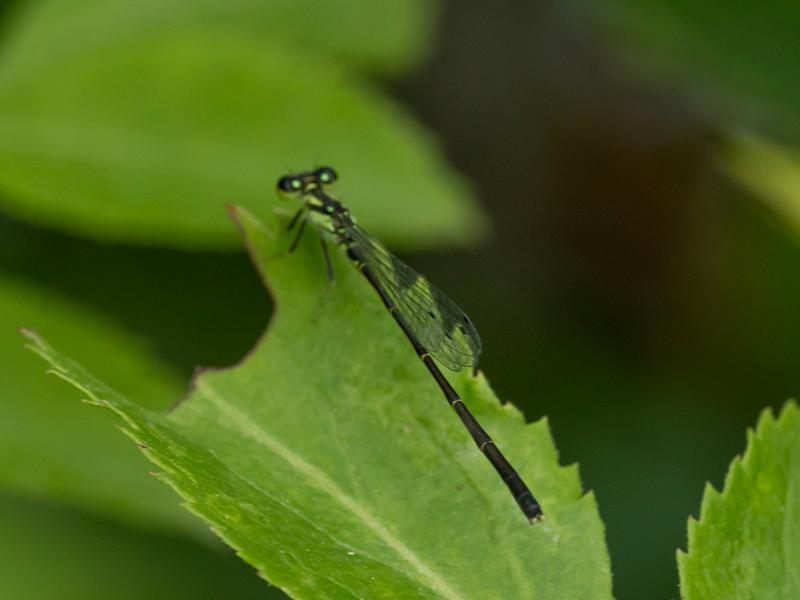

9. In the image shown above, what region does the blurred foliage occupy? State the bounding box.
[0,0,482,249]
[0,493,275,600]
[598,0,800,131]
[25,208,612,599]
[587,16,800,594]
[679,402,800,599]
[720,132,800,241]
[0,0,434,77]
[598,0,800,242]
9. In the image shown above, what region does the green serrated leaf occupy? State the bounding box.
[0,0,435,79]
[0,493,276,600]
[0,275,196,535]
[678,402,800,599]
[24,207,611,598]
[0,29,484,250]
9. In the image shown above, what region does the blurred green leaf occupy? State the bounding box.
[0,275,197,535]
[0,0,435,79]
[678,402,800,599]
[24,207,611,599]
[598,1,800,129]
[0,29,483,250]
[719,132,800,239]
[596,2,800,245]
[0,493,277,600]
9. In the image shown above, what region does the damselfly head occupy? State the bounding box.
[276,166,338,198]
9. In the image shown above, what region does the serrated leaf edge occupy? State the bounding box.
[20,208,607,598]
[677,401,800,594]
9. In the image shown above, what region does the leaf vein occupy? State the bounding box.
[196,378,464,600]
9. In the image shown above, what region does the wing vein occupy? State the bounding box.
[347,224,481,371]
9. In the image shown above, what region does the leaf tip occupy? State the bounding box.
[776,399,799,426]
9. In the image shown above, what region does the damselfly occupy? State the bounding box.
[276,166,542,522]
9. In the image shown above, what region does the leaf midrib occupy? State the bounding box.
[195,378,465,600]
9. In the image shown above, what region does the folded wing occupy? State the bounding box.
[348,224,482,372]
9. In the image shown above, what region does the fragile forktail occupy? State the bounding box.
[276,166,542,522]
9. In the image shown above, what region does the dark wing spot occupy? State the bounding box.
[428,310,436,319]
[463,316,470,323]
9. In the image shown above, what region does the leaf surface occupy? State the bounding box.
[0,26,483,250]
[0,0,433,78]
[678,402,800,599]
[24,207,611,598]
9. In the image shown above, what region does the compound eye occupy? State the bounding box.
[315,166,338,185]
[277,176,303,193]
